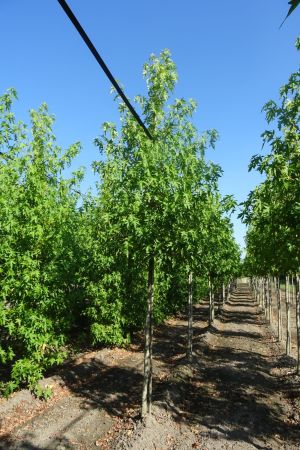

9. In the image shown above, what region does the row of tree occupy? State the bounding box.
[0,51,240,409]
[242,38,300,374]
[250,275,299,374]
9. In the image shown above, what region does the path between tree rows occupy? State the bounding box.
[0,282,300,449]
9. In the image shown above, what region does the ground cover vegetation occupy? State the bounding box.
[0,52,240,408]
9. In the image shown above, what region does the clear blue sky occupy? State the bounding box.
[1,1,299,249]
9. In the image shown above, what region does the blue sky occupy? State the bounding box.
[1,1,299,249]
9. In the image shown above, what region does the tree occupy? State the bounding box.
[90,49,239,415]
[0,89,84,396]
[242,38,300,371]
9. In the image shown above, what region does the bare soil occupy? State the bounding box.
[268,283,299,366]
[0,282,299,449]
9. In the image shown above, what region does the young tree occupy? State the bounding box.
[91,50,237,415]
[242,38,300,368]
[0,90,84,396]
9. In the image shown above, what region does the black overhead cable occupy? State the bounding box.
[57,0,152,141]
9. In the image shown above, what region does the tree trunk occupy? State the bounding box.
[296,275,300,375]
[141,255,154,417]
[187,271,193,362]
[277,276,282,342]
[264,277,268,321]
[265,277,269,322]
[222,283,225,306]
[286,275,291,356]
[253,278,257,304]
[259,278,263,308]
[291,275,295,305]
[209,277,214,325]
[268,276,272,324]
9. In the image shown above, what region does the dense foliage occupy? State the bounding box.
[0,51,240,397]
[0,90,85,396]
[242,38,300,276]
[241,38,300,374]
[85,51,240,345]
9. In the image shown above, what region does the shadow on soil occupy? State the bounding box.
[2,284,300,449]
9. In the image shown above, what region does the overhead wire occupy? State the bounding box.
[57,0,152,141]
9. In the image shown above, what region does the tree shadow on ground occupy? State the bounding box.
[220,309,265,326]
[227,299,258,308]
[3,287,300,449]
[1,409,97,450]
[0,440,41,450]
[207,324,262,341]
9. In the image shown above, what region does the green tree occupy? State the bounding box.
[88,49,241,416]
[242,38,300,372]
[0,90,84,395]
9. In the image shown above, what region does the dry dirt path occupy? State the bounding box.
[186,283,300,449]
[1,282,300,449]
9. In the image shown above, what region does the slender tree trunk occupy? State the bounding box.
[291,275,295,305]
[141,255,154,417]
[209,277,212,324]
[265,277,269,322]
[222,283,225,307]
[296,275,300,375]
[216,290,219,312]
[268,276,272,324]
[187,271,193,362]
[286,275,291,356]
[259,278,263,308]
[277,276,282,342]
[256,278,258,304]
[264,277,268,321]
[209,277,214,325]
[253,278,257,304]
[262,278,265,309]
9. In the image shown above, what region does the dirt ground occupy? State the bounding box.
[0,282,300,449]
[268,283,299,365]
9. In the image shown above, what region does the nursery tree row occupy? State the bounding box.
[0,51,240,405]
[241,38,300,373]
